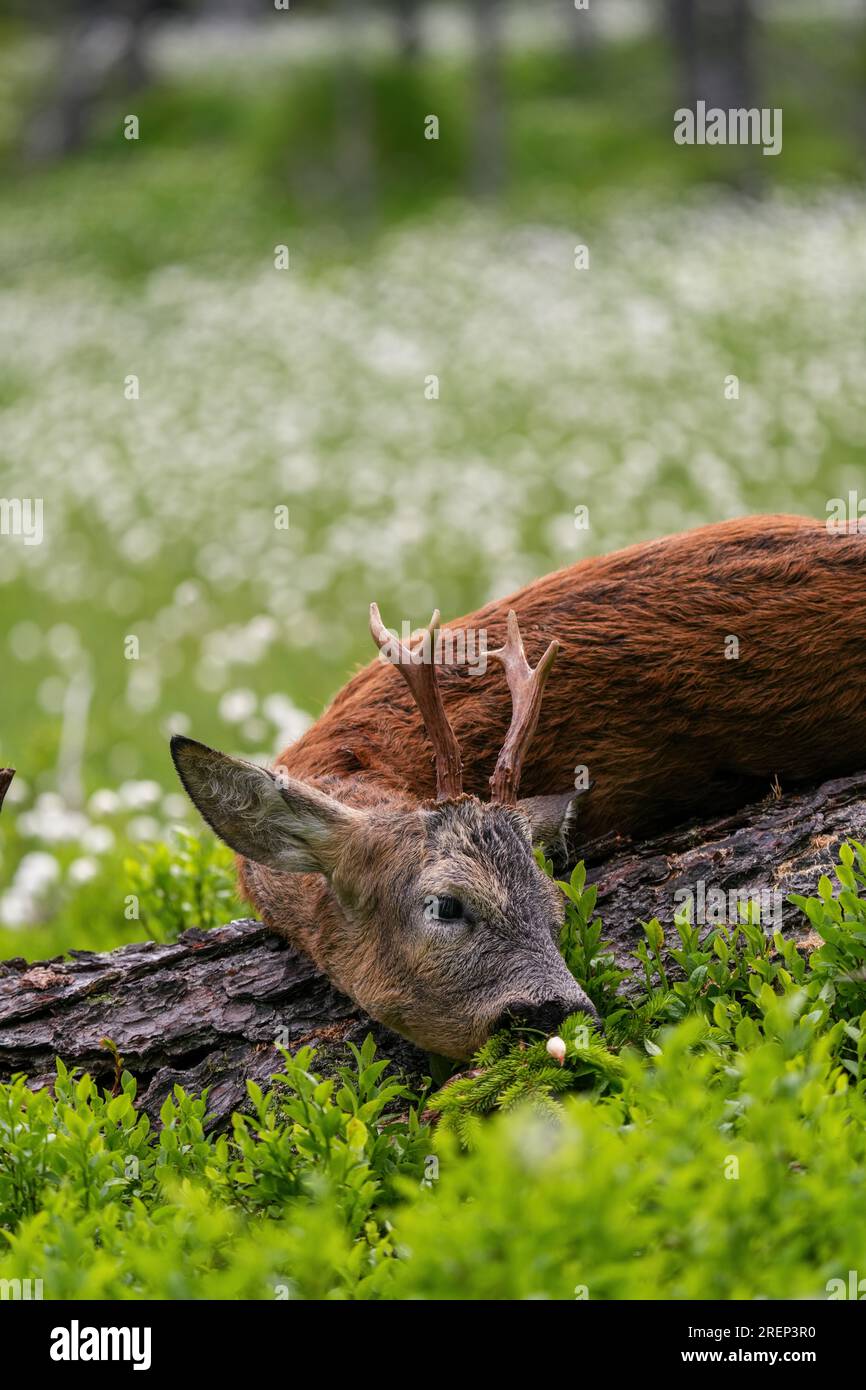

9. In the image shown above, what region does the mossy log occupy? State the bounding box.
[2,769,865,1129]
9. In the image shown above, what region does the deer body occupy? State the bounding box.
[173,514,866,1058]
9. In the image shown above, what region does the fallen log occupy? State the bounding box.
[1,769,864,1129]
[579,768,866,989]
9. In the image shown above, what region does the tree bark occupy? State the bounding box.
[3,769,865,1129]
[579,769,866,994]
[392,0,424,61]
[666,0,755,112]
[22,1,159,164]
[469,0,507,198]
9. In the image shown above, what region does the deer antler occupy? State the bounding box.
[489,611,559,805]
[0,769,14,813]
[369,604,463,801]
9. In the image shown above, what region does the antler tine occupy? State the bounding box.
[489,610,559,805]
[369,603,463,801]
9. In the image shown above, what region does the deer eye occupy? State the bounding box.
[423,894,465,923]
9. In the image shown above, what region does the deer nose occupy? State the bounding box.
[498,995,598,1035]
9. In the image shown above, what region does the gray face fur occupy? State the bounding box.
[171,736,597,1059]
[348,798,597,1056]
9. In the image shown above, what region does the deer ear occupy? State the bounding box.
[518,786,592,854]
[170,736,358,875]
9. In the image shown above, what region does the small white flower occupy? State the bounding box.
[88,788,121,817]
[546,1036,567,1066]
[161,793,190,821]
[18,800,89,843]
[8,621,41,662]
[0,888,38,927]
[47,624,81,662]
[262,694,312,744]
[119,779,162,810]
[16,851,61,891]
[219,688,257,723]
[68,856,99,884]
[163,712,191,737]
[81,824,115,854]
[242,716,268,743]
[127,815,160,842]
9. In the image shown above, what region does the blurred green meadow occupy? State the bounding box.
[2,4,866,959]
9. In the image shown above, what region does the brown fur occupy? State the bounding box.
[273,513,866,828]
[178,515,866,1057]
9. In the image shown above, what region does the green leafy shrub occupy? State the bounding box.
[0,1040,428,1299]
[123,828,244,943]
[2,843,866,1299]
[390,1015,866,1301]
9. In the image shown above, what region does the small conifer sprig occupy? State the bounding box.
[427,1010,624,1144]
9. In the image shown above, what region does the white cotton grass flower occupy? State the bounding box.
[161,793,191,821]
[162,712,191,737]
[126,816,160,843]
[46,624,81,663]
[218,688,257,724]
[262,694,313,746]
[18,795,89,844]
[546,1036,568,1066]
[8,621,41,662]
[68,857,99,885]
[2,189,866,842]
[88,788,121,817]
[0,888,38,928]
[0,851,61,928]
[118,780,162,810]
[81,824,115,854]
[241,717,268,744]
[15,851,61,892]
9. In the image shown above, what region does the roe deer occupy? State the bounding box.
[171,514,866,1058]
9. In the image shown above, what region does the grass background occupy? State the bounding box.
[1,7,866,957]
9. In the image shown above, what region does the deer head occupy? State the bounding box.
[171,608,596,1059]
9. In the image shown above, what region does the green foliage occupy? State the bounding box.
[229,1037,430,1232]
[3,845,866,1299]
[389,1016,866,1301]
[551,855,631,1011]
[427,1010,623,1148]
[123,828,244,944]
[0,1040,427,1299]
[2,20,866,968]
[429,842,866,1135]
